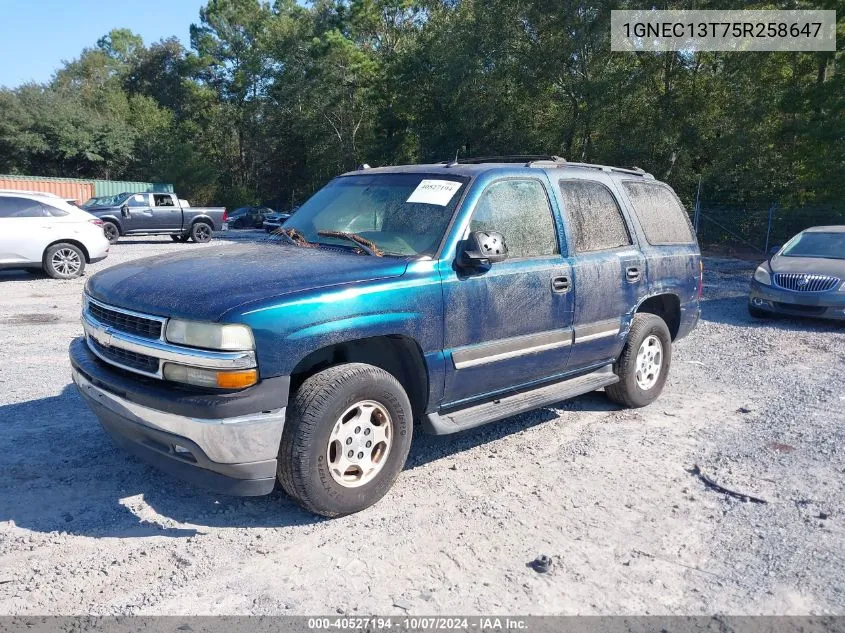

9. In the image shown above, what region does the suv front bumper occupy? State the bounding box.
[69,337,287,496]
[749,279,845,321]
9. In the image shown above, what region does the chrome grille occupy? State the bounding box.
[773,273,840,293]
[88,338,160,374]
[86,299,163,339]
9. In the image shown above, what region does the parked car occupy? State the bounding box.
[228,206,274,229]
[0,190,109,279]
[84,192,227,244]
[69,157,701,517]
[262,211,291,232]
[749,226,845,321]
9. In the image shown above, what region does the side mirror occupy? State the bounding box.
[769,245,781,255]
[459,230,508,270]
[121,203,130,218]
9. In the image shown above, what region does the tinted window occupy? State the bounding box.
[41,202,69,217]
[469,179,558,259]
[558,180,631,253]
[623,181,695,245]
[0,197,50,218]
[153,194,174,207]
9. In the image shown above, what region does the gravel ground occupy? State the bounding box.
[0,234,843,615]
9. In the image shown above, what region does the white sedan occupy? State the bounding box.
[0,191,110,279]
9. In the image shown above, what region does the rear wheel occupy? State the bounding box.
[43,243,86,279]
[606,313,672,408]
[277,363,413,517]
[102,221,120,244]
[190,222,213,243]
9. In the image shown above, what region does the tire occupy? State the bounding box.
[748,304,770,318]
[190,222,213,243]
[277,363,413,517]
[43,243,86,279]
[605,313,672,408]
[102,221,120,244]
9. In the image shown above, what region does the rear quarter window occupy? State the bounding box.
[622,181,695,245]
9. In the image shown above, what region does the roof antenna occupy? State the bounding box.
[446,148,459,167]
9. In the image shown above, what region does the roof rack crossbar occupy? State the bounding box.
[448,155,566,166]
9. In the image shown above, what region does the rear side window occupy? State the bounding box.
[0,197,50,218]
[558,180,631,253]
[469,179,559,259]
[622,181,695,245]
[42,202,69,217]
[153,194,174,207]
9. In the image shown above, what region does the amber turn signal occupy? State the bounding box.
[215,369,258,389]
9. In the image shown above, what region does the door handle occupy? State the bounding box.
[551,275,571,293]
[626,266,641,283]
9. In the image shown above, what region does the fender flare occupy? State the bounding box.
[188,214,217,230]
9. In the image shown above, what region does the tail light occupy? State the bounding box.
[697,260,704,299]
[90,219,104,226]
[222,208,228,222]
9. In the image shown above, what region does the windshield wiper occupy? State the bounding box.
[274,227,314,248]
[317,231,383,257]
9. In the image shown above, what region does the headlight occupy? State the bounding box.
[753,266,771,285]
[165,319,254,350]
[163,363,258,389]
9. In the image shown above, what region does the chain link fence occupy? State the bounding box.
[691,203,844,254]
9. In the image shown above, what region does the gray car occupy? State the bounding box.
[749,225,845,321]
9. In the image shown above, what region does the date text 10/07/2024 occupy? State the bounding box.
[307,617,529,630]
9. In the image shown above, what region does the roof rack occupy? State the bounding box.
[543,162,654,178]
[443,155,566,167]
[438,155,654,178]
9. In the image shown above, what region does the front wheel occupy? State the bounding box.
[277,363,413,517]
[102,221,120,244]
[43,243,86,279]
[605,313,672,408]
[190,222,213,243]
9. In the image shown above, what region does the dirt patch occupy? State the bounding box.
[0,313,61,325]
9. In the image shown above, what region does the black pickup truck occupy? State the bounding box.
[84,192,227,244]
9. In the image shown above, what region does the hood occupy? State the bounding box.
[85,242,409,321]
[769,254,845,278]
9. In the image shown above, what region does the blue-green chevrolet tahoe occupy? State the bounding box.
[69,156,702,517]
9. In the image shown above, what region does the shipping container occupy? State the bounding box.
[91,179,174,197]
[0,174,174,204]
[0,175,94,204]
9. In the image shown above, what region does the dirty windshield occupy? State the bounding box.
[282,173,469,256]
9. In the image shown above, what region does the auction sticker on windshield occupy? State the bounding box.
[407,180,463,206]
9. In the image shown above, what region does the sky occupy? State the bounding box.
[0,0,207,88]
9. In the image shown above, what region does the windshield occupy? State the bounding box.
[781,232,845,260]
[83,193,133,208]
[282,173,469,257]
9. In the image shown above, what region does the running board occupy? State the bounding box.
[423,365,618,435]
